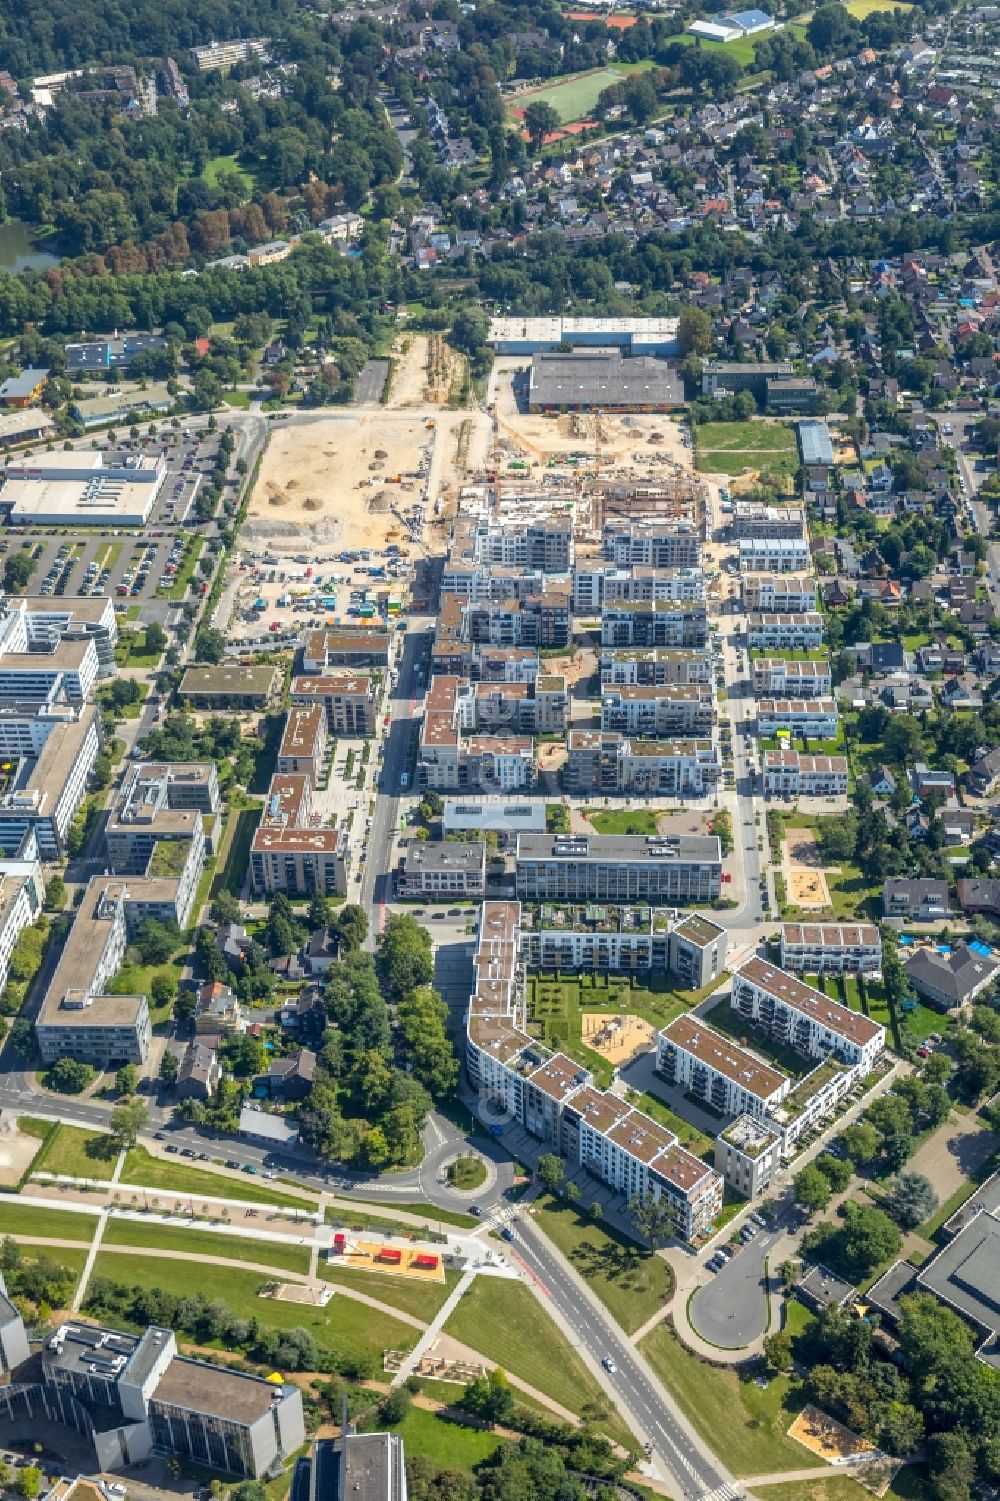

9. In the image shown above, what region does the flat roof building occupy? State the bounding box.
[515,832,722,905]
[798,419,835,467]
[0,451,166,526]
[732,956,885,1069]
[489,316,679,356]
[180,664,281,710]
[917,1211,1000,1366]
[527,351,683,413]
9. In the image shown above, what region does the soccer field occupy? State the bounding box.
[508,68,622,124]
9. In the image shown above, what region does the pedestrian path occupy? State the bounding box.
[389,1267,476,1387]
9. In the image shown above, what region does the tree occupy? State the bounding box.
[47,1057,96,1094]
[840,1201,901,1276]
[9,1018,33,1055]
[461,1367,516,1425]
[44,874,66,912]
[159,1051,179,1085]
[807,1,855,51]
[16,1467,42,1500]
[110,1097,148,1149]
[886,1171,938,1229]
[134,918,180,966]
[150,973,176,1010]
[763,1330,793,1374]
[523,101,561,150]
[840,1122,879,1165]
[210,889,241,925]
[794,1163,832,1215]
[377,915,434,1000]
[194,626,226,664]
[144,621,168,654]
[0,1460,11,1491]
[677,307,713,358]
[865,1093,913,1169]
[927,1432,976,1501]
[815,1153,853,1193]
[334,903,369,952]
[3,551,35,594]
[116,1063,139,1096]
[627,1190,678,1250]
[90,754,113,791]
[537,1154,566,1192]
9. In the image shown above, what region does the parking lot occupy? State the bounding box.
[225,542,411,646]
[4,426,228,616]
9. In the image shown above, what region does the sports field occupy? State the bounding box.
[507,68,623,123]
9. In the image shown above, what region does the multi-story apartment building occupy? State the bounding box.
[455,677,567,737]
[600,520,701,570]
[250,773,346,898]
[564,730,720,797]
[290,673,377,736]
[658,1015,790,1120]
[753,659,833,698]
[572,566,704,612]
[732,957,885,1070]
[600,648,712,688]
[464,902,723,1239]
[601,600,708,649]
[440,564,546,603]
[36,879,152,1066]
[463,592,571,650]
[519,907,727,988]
[301,630,391,672]
[473,517,574,574]
[763,750,849,797]
[741,575,818,613]
[730,503,805,540]
[515,832,722,905]
[0,703,102,858]
[0,1319,304,1476]
[190,36,270,69]
[180,665,281,710]
[757,699,839,739]
[276,704,329,783]
[419,676,535,792]
[600,684,715,736]
[780,922,882,975]
[738,538,811,573]
[747,613,824,650]
[398,841,486,899]
[105,765,207,930]
[715,1115,782,1200]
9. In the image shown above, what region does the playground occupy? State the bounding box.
[329,1235,446,1283]
[782,828,833,909]
[581,1011,656,1066]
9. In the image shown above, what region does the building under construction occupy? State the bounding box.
[527,350,685,414]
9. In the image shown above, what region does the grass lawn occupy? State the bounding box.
[34,1124,117,1180]
[447,1156,487,1191]
[30,1245,89,1277]
[844,0,911,13]
[761,1474,928,1501]
[110,960,184,1022]
[223,389,252,408]
[90,1253,417,1361]
[444,1277,633,1444]
[531,1196,673,1334]
[319,1264,460,1322]
[695,419,798,481]
[640,1323,807,1476]
[328,1198,480,1232]
[102,1219,312,1275]
[623,1088,714,1159]
[583,808,659,835]
[158,537,204,601]
[383,1405,503,1471]
[0,1203,99,1242]
[212,800,263,899]
[201,154,255,193]
[120,1146,317,1212]
[527,971,696,1088]
[508,67,624,123]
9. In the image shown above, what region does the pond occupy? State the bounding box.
[0,218,60,272]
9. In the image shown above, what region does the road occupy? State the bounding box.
[937,412,1000,613]
[513,1214,726,1499]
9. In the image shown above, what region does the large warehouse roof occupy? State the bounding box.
[0,451,164,525]
[798,419,834,467]
[528,350,683,409]
[490,316,679,349]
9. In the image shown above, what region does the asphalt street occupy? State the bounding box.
[513,1214,725,1498]
[688,1224,781,1348]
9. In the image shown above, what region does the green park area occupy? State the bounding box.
[381,1404,503,1471]
[583,808,660,835]
[102,1219,312,1276]
[530,1196,673,1333]
[320,1264,461,1323]
[443,1278,633,1446]
[119,1145,317,1211]
[200,154,256,193]
[695,420,799,480]
[0,1202,99,1242]
[508,67,626,124]
[90,1253,418,1362]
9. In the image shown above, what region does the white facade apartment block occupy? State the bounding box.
[738,538,811,573]
[600,684,715,736]
[741,576,818,613]
[732,957,885,1070]
[657,1015,790,1120]
[757,699,839,739]
[753,658,833,697]
[763,750,848,796]
[780,923,882,975]
[0,872,40,995]
[747,613,825,650]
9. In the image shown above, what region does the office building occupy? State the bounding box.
[301,630,391,671]
[0,1272,30,1374]
[301,1432,407,1501]
[780,922,882,975]
[0,855,43,996]
[398,841,486,899]
[104,763,209,929]
[0,703,102,858]
[441,798,545,847]
[15,595,119,678]
[732,957,885,1069]
[515,832,722,905]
